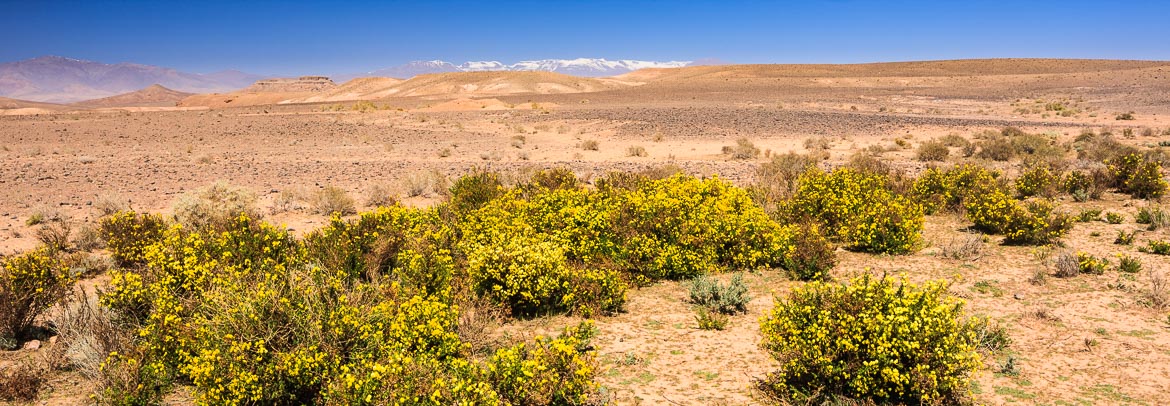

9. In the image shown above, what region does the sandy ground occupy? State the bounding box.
[2,60,1170,405]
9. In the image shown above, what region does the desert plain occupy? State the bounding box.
[2,58,1170,405]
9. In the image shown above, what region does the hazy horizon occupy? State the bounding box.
[5,0,1170,76]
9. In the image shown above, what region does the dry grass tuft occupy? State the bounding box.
[310,186,356,216]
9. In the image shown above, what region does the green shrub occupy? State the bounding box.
[1061,169,1110,201]
[303,205,422,281]
[100,211,168,267]
[1077,209,1102,222]
[781,222,836,281]
[976,137,1016,161]
[759,275,979,404]
[1,248,73,349]
[1105,212,1125,224]
[1117,254,1142,273]
[1140,240,1170,255]
[695,307,728,330]
[687,273,750,315]
[1115,230,1136,245]
[789,168,923,254]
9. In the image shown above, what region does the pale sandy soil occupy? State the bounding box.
[2,59,1169,405]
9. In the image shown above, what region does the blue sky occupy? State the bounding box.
[4,0,1169,75]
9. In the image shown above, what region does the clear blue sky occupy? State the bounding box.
[4,0,1169,75]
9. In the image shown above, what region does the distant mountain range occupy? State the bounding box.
[337,58,696,82]
[0,56,702,103]
[0,56,265,103]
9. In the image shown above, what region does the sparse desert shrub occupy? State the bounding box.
[752,152,820,208]
[916,139,949,162]
[724,138,761,159]
[402,169,449,198]
[579,139,599,151]
[172,181,260,230]
[34,218,73,253]
[1053,251,1079,278]
[759,275,979,404]
[687,273,750,315]
[0,360,47,402]
[99,211,168,267]
[1116,112,1135,120]
[310,185,357,215]
[72,223,105,252]
[93,193,131,216]
[781,222,836,281]
[303,205,419,281]
[519,167,579,194]
[1135,205,1168,230]
[50,290,131,380]
[940,133,971,149]
[976,137,1016,161]
[1015,165,1058,198]
[803,136,832,151]
[1076,252,1109,275]
[1,248,73,348]
[365,183,397,207]
[942,234,984,261]
[789,168,923,254]
[625,145,648,157]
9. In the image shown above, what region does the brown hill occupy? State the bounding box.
[71,84,193,108]
[290,77,404,103]
[376,71,633,98]
[0,96,69,110]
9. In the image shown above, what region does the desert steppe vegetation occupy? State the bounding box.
[2,59,1170,405]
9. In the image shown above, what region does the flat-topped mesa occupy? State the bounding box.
[243,76,337,93]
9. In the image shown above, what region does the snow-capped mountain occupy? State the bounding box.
[343,58,693,80]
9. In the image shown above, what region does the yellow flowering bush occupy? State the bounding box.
[910,164,1000,214]
[759,275,980,404]
[781,222,836,281]
[466,235,625,316]
[1015,165,1057,198]
[0,247,73,348]
[486,321,599,405]
[965,191,1073,245]
[1075,252,1109,275]
[100,211,168,267]
[303,205,422,280]
[613,174,794,279]
[788,168,922,254]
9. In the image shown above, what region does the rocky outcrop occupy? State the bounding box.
[243,76,337,93]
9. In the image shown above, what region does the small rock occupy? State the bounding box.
[1013,293,1026,300]
[48,335,58,346]
[22,339,41,350]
